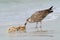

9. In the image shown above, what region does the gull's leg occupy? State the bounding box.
[40,21,42,31]
[40,21,48,32]
[36,22,38,28]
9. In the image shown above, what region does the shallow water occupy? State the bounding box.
[0,0,60,40]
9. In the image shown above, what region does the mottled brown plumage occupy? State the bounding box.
[24,6,53,30]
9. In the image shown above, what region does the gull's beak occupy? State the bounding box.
[24,22,27,26]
